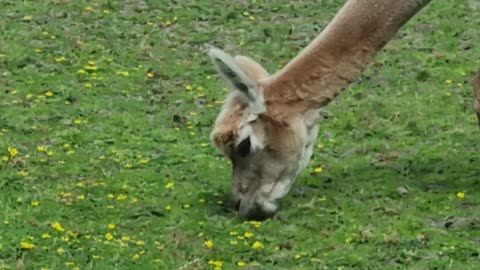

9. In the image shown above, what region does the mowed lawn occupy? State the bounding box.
[1,0,479,269]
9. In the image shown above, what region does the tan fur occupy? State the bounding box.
[209,0,432,220]
[261,0,431,112]
[234,56,269,81]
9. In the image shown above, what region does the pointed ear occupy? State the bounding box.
[234,55,269,81]
[209,48,264,111]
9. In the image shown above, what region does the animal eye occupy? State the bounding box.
[236,137,251,157]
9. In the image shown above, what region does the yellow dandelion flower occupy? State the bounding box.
[107,194,115,199]
[456,191,465,199]
[75,182,85,188]
[77,69,86,74]
[26,93,33,99]
[445,79,453,84]
[132,253,140,260]
[85,64,97,71]
[73,119,82,125]
[10,89,18,95]
[7,147,18,157]
[146,72,154,78]
[31,201,40,207]
[55,56,67,62]
[61,236,70,242]
[165,182,174,189]
[45,91,54,97]
[41,233,51,239]
[57,247,65,255]
[20,241,35,250]
[47,150,55,156]
[139,158,149,164]
[117,71,129,77]
[124,163,133,168]
[35,48,43,53]
[108,223,116,230]
[229,231,238,236]
[84,82,92,88]
[51,222,65,232]
[244,232,254,238]
[117,194,128,200]
[2,156,9,162]
[76,194,85,200]
[237,261,247,267]
[185,84,193,91]
[165,205,172,211]
[208,260,223,268]
[105,233,114,241]
[60,192,71,198]
[136,240,145,246]
[121,236,131,242]
[252,241,264,249]
[37,145,47,152]
[314,167,323,173]
[204,240,214,248]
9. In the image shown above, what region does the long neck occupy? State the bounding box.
[262,0,431,110]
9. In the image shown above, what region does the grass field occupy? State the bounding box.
[1,0,479,269]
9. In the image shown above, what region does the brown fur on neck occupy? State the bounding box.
[261,0,431,112]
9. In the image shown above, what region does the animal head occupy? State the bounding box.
[209,0,431,220]
[209,48,323,220]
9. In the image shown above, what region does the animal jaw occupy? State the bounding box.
[209,0,432,220]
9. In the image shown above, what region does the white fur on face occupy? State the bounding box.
[255,112,321,212]
[237,117,264,152]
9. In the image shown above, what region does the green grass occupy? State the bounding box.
[1,0,479,269]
